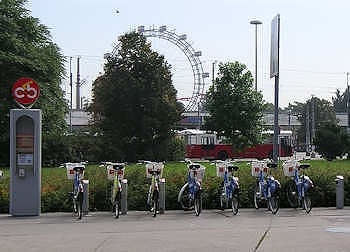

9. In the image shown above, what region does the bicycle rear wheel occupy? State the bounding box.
[286,181,298,208]
[268,196,279,215]
[303,194,312,214]
[219,187,225,210]
[231,195,239,215]
[254,183,262,209]
[194,191,202,216]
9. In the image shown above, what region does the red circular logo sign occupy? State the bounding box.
[12,78,40,105]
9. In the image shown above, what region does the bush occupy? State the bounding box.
[0,160,349,213]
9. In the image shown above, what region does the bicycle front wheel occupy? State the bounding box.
[179,184,192,210]
[303,194,312,214]
[153,190,159,217]
[268,196,279,215]
[194,192,202,216]
[77,192,83,220]
[114,192,121,219]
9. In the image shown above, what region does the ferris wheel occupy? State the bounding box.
[107,25,209,112]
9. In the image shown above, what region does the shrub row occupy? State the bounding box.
[0,160,349,213]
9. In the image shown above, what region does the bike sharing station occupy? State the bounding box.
[10,78,41,216]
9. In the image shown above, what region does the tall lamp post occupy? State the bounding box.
[250,20,262,91]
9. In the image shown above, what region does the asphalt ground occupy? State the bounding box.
[0,208,349,252]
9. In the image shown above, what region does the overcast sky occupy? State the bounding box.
[27,0,350,109]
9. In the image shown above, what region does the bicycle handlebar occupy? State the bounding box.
[138,160,163,165]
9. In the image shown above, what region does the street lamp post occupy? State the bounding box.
[250,20,262,91]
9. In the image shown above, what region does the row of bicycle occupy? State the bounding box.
[62,158,314,219]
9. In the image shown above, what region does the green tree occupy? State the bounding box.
[332,89,348,113]
[203,62,264,150]
[286,98,336,147]
[0,0,67,164]
[314,122,348,160]
[263,101,285,113]
[89,32,183,161]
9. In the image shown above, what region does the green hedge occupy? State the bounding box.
[0,160,349,213]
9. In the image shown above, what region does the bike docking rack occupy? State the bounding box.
[282,159,314,213]
[215,160,240,215]
[251,160,280,215]
[142,161,165,217]
[178,159,205,216]
[101,162,128,218]
[63,162,88,219]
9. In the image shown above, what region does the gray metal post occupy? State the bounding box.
[82,180,89,215]
[311,97,315,141]
[159,178,166,214]
[335,176,344,209]
[305,103,310,155]
[121,179,128,215]
[273,74,279,163]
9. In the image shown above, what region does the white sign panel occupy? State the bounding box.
[270,14,280,78]
[17,153,33,166]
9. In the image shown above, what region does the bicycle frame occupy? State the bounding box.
[293,168,311,199]
[73,169,84,198]
[112,170,122,202]
[257,169,279,200]
[188,170,201,201]
[148,171,159,203]
[223,169,238,200]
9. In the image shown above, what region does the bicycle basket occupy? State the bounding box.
[216,163,225,178]
[282,160,297,177]
[251,161,268,177]
[190,164,205,182]
[106,164,125,181]
[145,163,164,178]
[66,163,85,180]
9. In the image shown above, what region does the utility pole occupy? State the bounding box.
[69,57,73,132]
[311,97,315,141]
[212,60,217,85]
[76,57,81,110]
[311,97,316,157]
[305,102,310,155]
[288,110,291,129]
[347,72,350,134]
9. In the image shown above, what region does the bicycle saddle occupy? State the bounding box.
[189,164,200,170]
[73,166,85,171]
[299,163,311,169]
[227,165,239,171]
[112,164,124,170]
[267,163,277,168]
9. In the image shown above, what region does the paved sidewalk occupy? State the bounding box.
[0,208,349,252]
